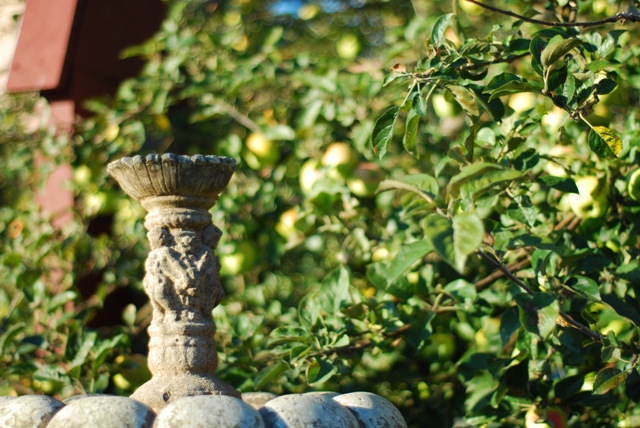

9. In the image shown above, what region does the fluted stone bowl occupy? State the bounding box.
[107,154,236,210]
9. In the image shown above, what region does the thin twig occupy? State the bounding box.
[477,249,607,344]
[463,0,640,27]
[475,256,531,290]
[223,103,262,134]
[477,250,537,295]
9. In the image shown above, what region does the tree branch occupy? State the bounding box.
[476,249,607,344]
[462,0,640,27]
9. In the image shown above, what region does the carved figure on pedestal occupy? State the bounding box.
[108,154,239,412]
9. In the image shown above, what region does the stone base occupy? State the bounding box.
[130,373,240,413]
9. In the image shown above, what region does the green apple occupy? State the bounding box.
[321,142,358,179]
[243,133,280,170]
[458,0,484,15]
[627,168,640,202]
[114,354,151,389]
[508,92,537,113]
[219,241,258,276]
[567,176,608,219]
[347,163,384,197]
[276,208,299,240]
[420,333,456,362]
[544,145,574,178]
[432,93,462,118]
[336,34,360,59]
[300,159,324,196]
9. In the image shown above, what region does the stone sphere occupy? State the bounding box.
[47,396,155,428]
[154,395,265,428]
[334,392,407,428]
[0,395,65,428]
[259,393,359,428]
[241,391,277,410]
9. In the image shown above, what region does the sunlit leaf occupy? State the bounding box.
[541,35,581,68]
[593,368,628,395]
[371,106,400,159]
[588,126,622,159]
[431,13,455,47]
[452,212,484,272]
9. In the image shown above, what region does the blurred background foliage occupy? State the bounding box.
[1,0,640,426]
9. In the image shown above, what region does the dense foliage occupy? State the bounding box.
[2,0,640,426]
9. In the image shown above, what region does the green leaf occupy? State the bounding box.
[319,266,351,315]
[506,195,537,228]
[444,279,476,302]
[263,125,296,141]
[593,368,628,395]
[565,276,601,301]
[500,306,521,347]
[460,169,525,202]
[485,72,522,92]
[448,162,503,199]
[403,109,420,157]
[0,323,25,354]
[588,126,622,159]
[371,106,400,159]
[306,357,338,385]
[396,174,439,195]
[431,13,455,47]
[541,35,581,68]
[487,81,541,102]
[388,240,433,282]
[255,362,289,390]
[413,92,428,117]
[452,212,484,272]
[447,85,480,117]
[47,291,77,311]
[515,293,559,339]
[538,176,579,193]
[367,263,414,299]
[424,214,456,270]
[530,34,545,76]
[69,331,97,370]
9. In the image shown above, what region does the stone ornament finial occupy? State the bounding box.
[107,154,240,412]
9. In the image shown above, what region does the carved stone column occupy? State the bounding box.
[107,154,240,412]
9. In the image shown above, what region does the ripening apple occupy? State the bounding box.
[276,208,299,240]
[114,354,151,390]
[219,241,258,276]
[458,0,484,15]
[567,176,609,219]
[347,163,384,197]
[300,159,324,196]
[336,34,360,59]
[508,92,537,113]
[432,93,462,118]
[321,142,358,179]
[627,168,640,202]
[525,406,568,428]
[243,133,280,170]
[544,145,574,178]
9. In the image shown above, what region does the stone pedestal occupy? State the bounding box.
[107,154,240,412]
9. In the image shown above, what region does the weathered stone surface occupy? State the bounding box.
[334,392,407,428]
[0,395,65,428]
[108,154,239,412]
[259,393,360,428]
[63,393,109,403]
[154,394,265,428]
[242,391,277,409]
[47,396,155,428]
[0,396,17,404]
